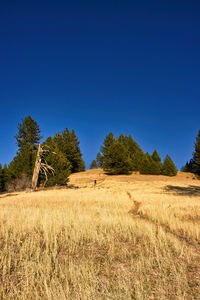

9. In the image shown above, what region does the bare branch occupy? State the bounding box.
[32,144,55,190]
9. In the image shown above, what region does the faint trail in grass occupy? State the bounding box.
[127,191,200,298]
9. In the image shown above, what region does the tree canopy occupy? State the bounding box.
[193,130,200,175]
[0,117,85,192]
[182,130,200,176]
[89,160,98,169]
[161,155,177,176]
[15,115,42,150]
[97,133,177,176]
[54,129,85,173]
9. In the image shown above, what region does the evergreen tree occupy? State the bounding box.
[15,115,42,150]
[131,151,144,172]
[98,133,132,174]
[54,129,85,173]
[181,159,194,173]
[151,150,162,175]
[193,130,200,175]
[106,141,131,174]
[161,155,177,176]
[96,152,103,168]
[149,160,162,175]
[0,164,9,192]
[0,164,3,192]
[10,116,42,179]
[99,132,115,171]
[140,151,163,175]
[152,150,161,162]
[41,137,71,186]
[8,155,24,180]
[117,134,144,171]
[89,160,98,169]
[140,153,153,174]
[98,132,145,174]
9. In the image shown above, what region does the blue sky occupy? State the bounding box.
[0,1,200,169]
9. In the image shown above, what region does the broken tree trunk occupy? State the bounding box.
[32,143,42,191]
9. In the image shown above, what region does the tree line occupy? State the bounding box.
[1,116,199,193]
[0,116,85,192]
[181,130,200,177]
[95,133,177,176]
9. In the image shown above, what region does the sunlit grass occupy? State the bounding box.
[0,170,200,299]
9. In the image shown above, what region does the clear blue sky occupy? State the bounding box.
[0,1,200,170]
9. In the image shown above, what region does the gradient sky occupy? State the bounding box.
[0,1,200,169]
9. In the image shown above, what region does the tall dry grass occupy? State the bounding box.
[0,170,200,299]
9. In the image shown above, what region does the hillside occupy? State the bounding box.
[0,170,200,299]
[69,169,197,187]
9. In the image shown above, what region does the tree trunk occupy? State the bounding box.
[32,144,42,190]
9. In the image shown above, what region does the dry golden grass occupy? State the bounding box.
[0,170,200,299]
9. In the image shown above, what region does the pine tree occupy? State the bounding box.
[98,133,132,174]
[89,160,98,169]
[0,164,3,192]
[10,116,42,178]
[96,152,103,168]
[15,115,42,150]
[131,151,144,172]
[54,129,85,173]
[161,155,177,176]
[0,164,9,192]
[117,134,144,171]
[152,150,161,162]
[140,153,153,174]
[151,150,162,175]
[181,159,194,173]
[40,137,72,186]
[99,132,115,171]
[193,130,200,175]
[107,141,131,174]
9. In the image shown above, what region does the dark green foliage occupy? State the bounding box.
[131,151,144,172]
[1,117,85,190]
[40,137,71,186]
[117,134,144,171]
[140,150,162,175]
[193,130,200,175]
[98,133,175,176]
[104,143,131,174]
[152,150,161,162]
[11,144,37,178]
[0,164,9,192]
[181,159,194,173]
[0,164,3,192]
[96,152,103,168]
[99,132,115,171]
[89,160,98,169]
[161,155,177,176]
[54,129,85,173]
[15,115,42,150]
[107,141,131,174]
[150,160,162,175]
[151,150,162,175]
[0,164,2,191]
[140,153,153,174]
[9,116,42,181]
[182,130,200,177]
[98,133,132,174]
[99,132,144,173]
[39,129,85,187]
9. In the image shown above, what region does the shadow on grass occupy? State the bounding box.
[0,193,19,198]
[165,185,200,196]
[104,171,132,176]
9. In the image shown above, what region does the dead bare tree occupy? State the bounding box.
[32,144,55,191]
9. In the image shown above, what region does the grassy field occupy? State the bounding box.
[0,169,200,299]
